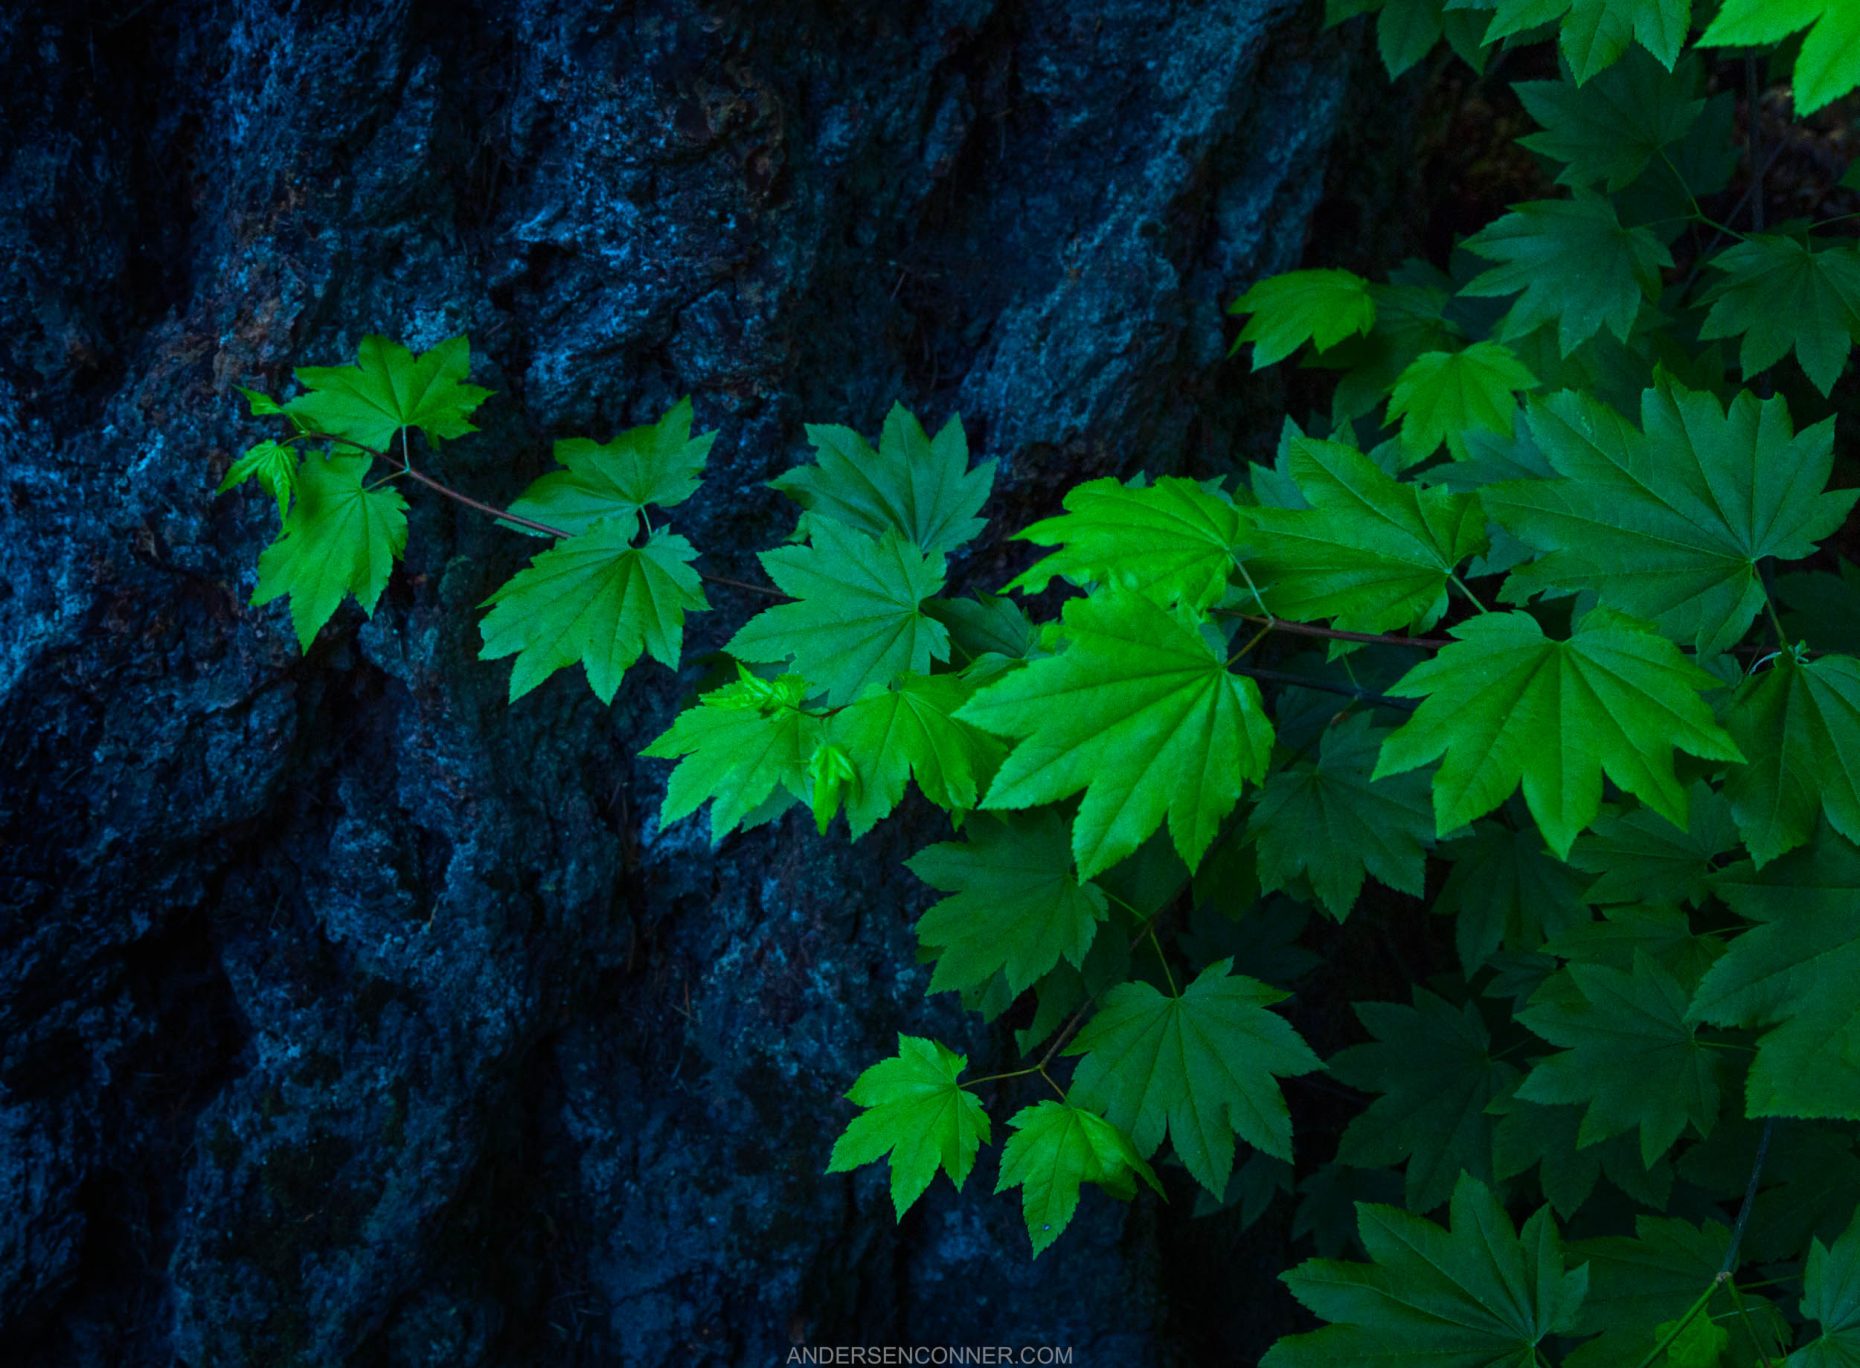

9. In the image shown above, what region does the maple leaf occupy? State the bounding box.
[1436,815,1591,973]
[1461,193,1671,355]
[826,673,1001,836]
[286,334,491,450]
[1226,269,1376,367]
[1247,435,1488,635]
[1263,1174,1589,1367]
[994,1101,1162,1256]
[251,453,409,650]
[1699,234,1860,396]
[1516,49,1708,191]
[478,523,706,703]
[1387,341,1538,462]
[826,1036,990,1219]
[772,405,993,557]
[1006,476,1245,611]
[1485,382,1853,655]
[641,669,824,839]
[1247,714,1433,919]
[1722,654,1860,867]
[1332,990,1519,1212]
[1064,959,1323,1196]
[908,811,1108,994]
[726,520,949,706]
[1375,609,1744,857]
[506,397,713,536]
[1566,784,1738,906]
[957,590,1275,879]
[1517,952,1722,1165]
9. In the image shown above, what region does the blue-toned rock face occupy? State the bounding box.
[0,2,1354,1362]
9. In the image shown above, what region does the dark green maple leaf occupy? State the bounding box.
[1248,714,1433,919]
[908,811,1108,995]
[1263,1174,1589,1367]
[1065,959,1323,1196]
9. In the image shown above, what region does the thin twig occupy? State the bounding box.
[702,572,785,600]
[291,430,575,538]
[293,428,787,598]
[1720,1118,1774,1277]
[1214,611,1448,651]
[1230,664,1417,711]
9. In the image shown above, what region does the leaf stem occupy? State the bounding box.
[288,429,576,538]
[1147,926,1180,997]
[1633,1283,1716,1368]
[1449,572,1489,614]
[1723,1275,1776,1367]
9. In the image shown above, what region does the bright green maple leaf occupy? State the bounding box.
[772,405,993,557]
[1796,1207,1860,1366]
[1462,194,1671,355]
[1247,714,1433,919]
[1699,234,1860,396]
[957,590,1274,879]
[506,397,713,536]
[1227,269,1376,368]
[1376,609,1744,857]
[1516,50,1706,191]
[908,811,1107,994]
[641,669,823,839]
[1387,341,1537,462]
[1263,1173,1589,1368]
[478,523,706,704]
[252,453,409,650]
[1691,827,1860,1120]
[1486,383,1852,655]
[218,439,298,523]
[1247,435,1488,634]
[1699,0,1860,114]
[1065,960,1323,1196]
[727,520,949,706]
[994,1100,1162,1256]
[1006,476,1244,611]
[1517,952,1721,1165]
[1723,654,1860,867]
[286,334,491,450]
[1331,990,1519,1212]
[826,1036,990,1220]
[826,673,1000,836]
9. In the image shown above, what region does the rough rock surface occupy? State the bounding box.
[0,2,1357,1362]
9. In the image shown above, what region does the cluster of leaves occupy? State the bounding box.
[220,335,716,702]
[213,6,1860,1362]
